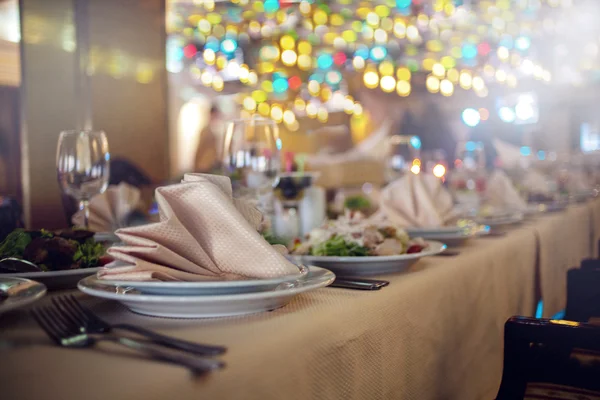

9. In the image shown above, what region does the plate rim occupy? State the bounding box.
[4,267,101,279]
[77,266,335,303]
[292,240,446,263]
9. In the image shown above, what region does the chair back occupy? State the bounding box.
[496,317,600,399]
[565,266,600,322]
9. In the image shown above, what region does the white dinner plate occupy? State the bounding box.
[474,212,524,227]
[291,241,446,277]
[406,226,490,246]
[5,268,100,291]
[525,202,567,215]
[0,277,46,314]
[98,263,308,296]
[77,266,334,318]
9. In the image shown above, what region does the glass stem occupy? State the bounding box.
[80,199,90,229]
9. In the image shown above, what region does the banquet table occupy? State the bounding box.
[1,200,599,400]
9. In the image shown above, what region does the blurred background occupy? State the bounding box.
[1,0,600,228]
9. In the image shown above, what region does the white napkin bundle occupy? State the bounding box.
[72,183,141,232]
[484,170,526,211]
[100,174,300,282]
[377,174,455,228]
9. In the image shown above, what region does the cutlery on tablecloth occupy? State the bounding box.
[51,295,226,356]
[330,278,389,291]
[31,305,224,375]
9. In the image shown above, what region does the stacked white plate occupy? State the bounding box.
[406,225,490,246]
[291,240,446,277]
[78,265,335,319]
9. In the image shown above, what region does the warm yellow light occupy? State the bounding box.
[432,63,445,78]
[294,97,306,111]
[243,96,257,111]
[343,97,355,114]
[495,69,507,83]
[473,76,485,91]
[353,56,365,70]
[497,46,509,61]
[366,12,380,27]
[257,102,270,116]
[433,164,446,178]
[281,50,297,66]
[379,61,394,76]
[239,65,249,82]
[396,80,411,97]
[313,9,328,25]
[440,79,454,96]
[297,41,312,55]
[287,120,299,131]
[212,75,224,91]
[283,110,296,125]
[353,102,363,115]
[247,71,258,85]
[426,75,440,93]
[317,107,329,123]
[447,68,459,83]
[293,55,309,71]
[407,25,419,41]
[410,164,421,174]
[270,105,283,122]
[308,80,320,95]
[396,67,411,81]
[374,29,388,44]
[363,71,380,89]
[280,35,295,50]
[380,76,396,93]
[201,71,213,86]
[306,102,318,118]
[393,20,406,38]
[459,71,472,89]
[203,49,216,65]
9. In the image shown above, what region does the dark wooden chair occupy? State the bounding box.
[496,317,600,399]
[565,263,600,323]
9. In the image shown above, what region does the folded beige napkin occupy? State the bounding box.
[72,183,141,232]
[522,169,551,194]
[100,174,300,281]
[377,174,455,227]
[484,170,526,211]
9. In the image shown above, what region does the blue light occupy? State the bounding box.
[264,0,280,13]
[498,106,516,123]
[537,150,546,160]
[396,0,412,8]
[515,36,531,51]
[276,138,282,150]
[370,46,387,61]
[273,77,289,93]
[499,36,513,49]
[317,54,334,69]
[205,40,219,52]
[309,72,325,83]
[354,46,369,60]
[410,136,421,150]
[461,44,478,60]
[220,38,238,53]
[462,108,480,127]
[520,146,531,156]
[465,141,477,152]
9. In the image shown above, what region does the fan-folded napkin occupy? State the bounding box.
[484,170,526,211]
[72,183,141,232]
[377,174,455,227]
[100,174,300,281]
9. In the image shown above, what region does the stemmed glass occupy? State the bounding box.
[385,135,421,182]
[56,130,110,229]
[222,117,281,209]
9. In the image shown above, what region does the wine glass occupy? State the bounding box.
[57,130,110,229]
[385,135,421,182]
[222,117,281,208]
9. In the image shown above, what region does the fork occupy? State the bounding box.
[51,295,226,356]
[31,306,224,375]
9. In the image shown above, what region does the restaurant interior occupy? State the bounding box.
[2,0,600,399]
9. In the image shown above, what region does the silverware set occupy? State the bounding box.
[32,295,226,374]
[330,277,390,290]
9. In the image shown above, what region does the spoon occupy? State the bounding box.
[0,258,42,273]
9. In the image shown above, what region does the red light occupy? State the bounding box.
[288,76,302,90]
[183,44,197,58]
[333,52,347,65]
[477,42,491,56]
[478,108,489,121]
